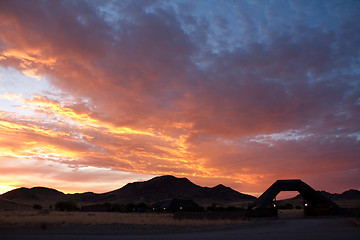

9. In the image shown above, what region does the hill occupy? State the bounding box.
[279,189,360,208]
[286,189,360,201]
[1,176,358,210]
[0,197,33,211]
[0,176,255,207]
[1,187,66,204]
[339,189,360,200]
[95,175,256,204]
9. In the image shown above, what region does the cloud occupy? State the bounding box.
[0,157,155,194]
[0,93,206,179]
[0,92,22,100]
[0,0,359,194]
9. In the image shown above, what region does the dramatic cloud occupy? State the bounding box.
[0,0,359,195]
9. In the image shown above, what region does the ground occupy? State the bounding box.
[0,211,359,240]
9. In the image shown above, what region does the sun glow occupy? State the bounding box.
[0,91,224,181]
[0,0,357,196]
[0,86,270,194]
[0,185,16,195]
[1,48,56,80]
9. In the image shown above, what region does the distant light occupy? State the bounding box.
[304,203,308,207]
[180,207,183,210]
[273,204,276,208]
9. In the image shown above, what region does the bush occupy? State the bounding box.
[33,204,42,210]
[207,204,217,212]
[207,204,242,212]
[55,201,79,211]
[82,202,151,212]
[226,206,238,212]
[40,223,47,230]
[278,203,293,209]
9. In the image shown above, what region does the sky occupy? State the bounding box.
[0,0,359,197]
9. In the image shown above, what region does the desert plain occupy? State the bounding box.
[0,176,359,239]
[0,210,359,240]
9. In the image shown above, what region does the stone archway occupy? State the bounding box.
[249,179,339,216]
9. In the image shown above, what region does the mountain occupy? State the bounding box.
[279,189,360,208]
[0,197,32,211]
[287,189,360,201]
[3,176,357,209]
[337,189,360,200]
[95,175,256,204]
[1,187,66,204]
[67,192,98,202]
[0,176,256,206]
[99,175,200,202]
[204,184,254,202]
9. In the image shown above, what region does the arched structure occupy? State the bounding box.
[249,179,339,216]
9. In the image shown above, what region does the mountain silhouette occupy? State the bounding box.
[0,176,255,205]
[287,189,360,201]
[0,197,32,211]
[2,187,65,203]
[339,189,360,200]
[96,175,256,204]
[1,176,358,208]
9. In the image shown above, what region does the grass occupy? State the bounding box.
[0,210,248,227]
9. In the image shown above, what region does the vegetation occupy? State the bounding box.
[0,211,247,226]
[206,204,245,212]
[278,203,293,210]
[40,222,47,230]
[81,202,205,213]
[55,201,79,211]
[81,202,151,212]
[33,204,43,210]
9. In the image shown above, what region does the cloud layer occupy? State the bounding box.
[0,0,359,194]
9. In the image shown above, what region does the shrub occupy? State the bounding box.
[55,201,79,211]
[207,204,217,212]
[278,203,293,209]
[33,204,43,210]
[136,202,149,212]
[40,223,47,230]
[226,206,238,212]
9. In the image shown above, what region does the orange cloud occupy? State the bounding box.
[0,94,227,183]
[0,48,56,80]
[0,0,359,195]
[2,92,274,194]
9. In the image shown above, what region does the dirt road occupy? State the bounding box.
[1,217,359,240]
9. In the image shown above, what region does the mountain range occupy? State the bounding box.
[1,175,359,210]
[286,189,360,201]
[0,175,255,208]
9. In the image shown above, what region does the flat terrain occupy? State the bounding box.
[0,211,359,240]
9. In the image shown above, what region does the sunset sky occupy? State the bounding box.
[0,0,359,197]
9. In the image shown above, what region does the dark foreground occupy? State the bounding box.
[1,217,359,240]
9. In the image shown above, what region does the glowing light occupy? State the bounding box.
[0,48,57,82]
[0,185,16,194]
[0,91,259,191]
[22,69,41,80]
[1,49,56,66]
